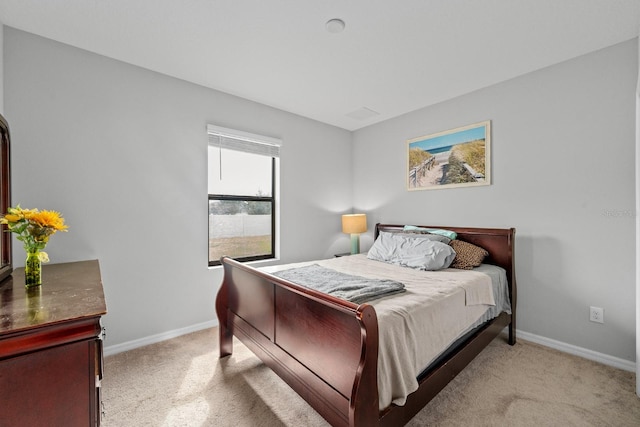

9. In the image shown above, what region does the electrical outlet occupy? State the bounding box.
[589,306,604,324]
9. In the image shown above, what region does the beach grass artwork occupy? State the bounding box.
[407,120,491,191]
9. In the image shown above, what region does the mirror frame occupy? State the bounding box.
[0,113,12,282]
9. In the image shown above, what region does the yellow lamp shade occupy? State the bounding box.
[342,214,367,234]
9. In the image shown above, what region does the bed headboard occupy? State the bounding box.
[375,223,517,317]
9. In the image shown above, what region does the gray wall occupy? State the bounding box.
[636,39,640,393]
[4,27,353,347]
[3,25,637,363]
[352,39,637,362]
[0,23,3,114]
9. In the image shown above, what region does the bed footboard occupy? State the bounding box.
[216,257,380,427]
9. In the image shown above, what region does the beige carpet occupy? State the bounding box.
[101,328,639,426]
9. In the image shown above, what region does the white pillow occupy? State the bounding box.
[367,231,456,270]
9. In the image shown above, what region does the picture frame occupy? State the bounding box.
[407,120,491,191]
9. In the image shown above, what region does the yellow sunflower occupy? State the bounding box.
[1,205,68,256]
[28,210,69,232]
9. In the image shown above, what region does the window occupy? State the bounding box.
[207,125,280,266]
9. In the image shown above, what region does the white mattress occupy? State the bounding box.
[261,254,511,410]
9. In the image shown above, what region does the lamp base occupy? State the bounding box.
[350,234,360,254]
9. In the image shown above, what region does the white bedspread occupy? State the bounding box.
[261,255,510,410]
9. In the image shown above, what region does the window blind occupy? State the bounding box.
[207,124,281,158]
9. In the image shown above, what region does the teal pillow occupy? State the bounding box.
[403,225,457,240]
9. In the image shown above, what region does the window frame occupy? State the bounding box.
[207,125,280,267]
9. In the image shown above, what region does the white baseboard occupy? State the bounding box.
[103,320,218,357]
[104,322,636,373]
[516,329,636,372]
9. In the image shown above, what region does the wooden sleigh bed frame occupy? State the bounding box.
[215,224,517,427]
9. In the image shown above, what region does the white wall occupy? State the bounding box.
[636,34,640,395]
[4,25,637,364]
[353,39,638,363]
[0,23,4,114]
[4,27,353,348]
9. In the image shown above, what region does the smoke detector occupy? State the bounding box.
[326,18,346,33]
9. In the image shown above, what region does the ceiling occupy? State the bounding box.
[1,0,639,131]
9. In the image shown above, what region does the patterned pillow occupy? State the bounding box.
[449,240,488,269]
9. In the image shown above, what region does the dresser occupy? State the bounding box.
[0,260,107,427]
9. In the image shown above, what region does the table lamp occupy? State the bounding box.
[342,214,367,254]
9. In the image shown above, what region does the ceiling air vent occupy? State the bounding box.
[345,107,380,121]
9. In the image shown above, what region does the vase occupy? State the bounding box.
[26,286,47,323]
[25,250,42,288]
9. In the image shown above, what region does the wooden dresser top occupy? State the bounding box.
[0,259,107,335]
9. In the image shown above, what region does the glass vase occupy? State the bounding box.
[25,250,42,288]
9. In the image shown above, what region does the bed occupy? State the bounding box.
[215,223,516,426]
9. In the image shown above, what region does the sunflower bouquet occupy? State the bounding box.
[1,205,68,287]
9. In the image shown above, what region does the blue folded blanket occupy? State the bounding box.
[273,264,405,304]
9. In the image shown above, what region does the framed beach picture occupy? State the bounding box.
[407,120,491,191]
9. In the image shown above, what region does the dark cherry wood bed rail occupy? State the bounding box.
[216,224,516,427]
